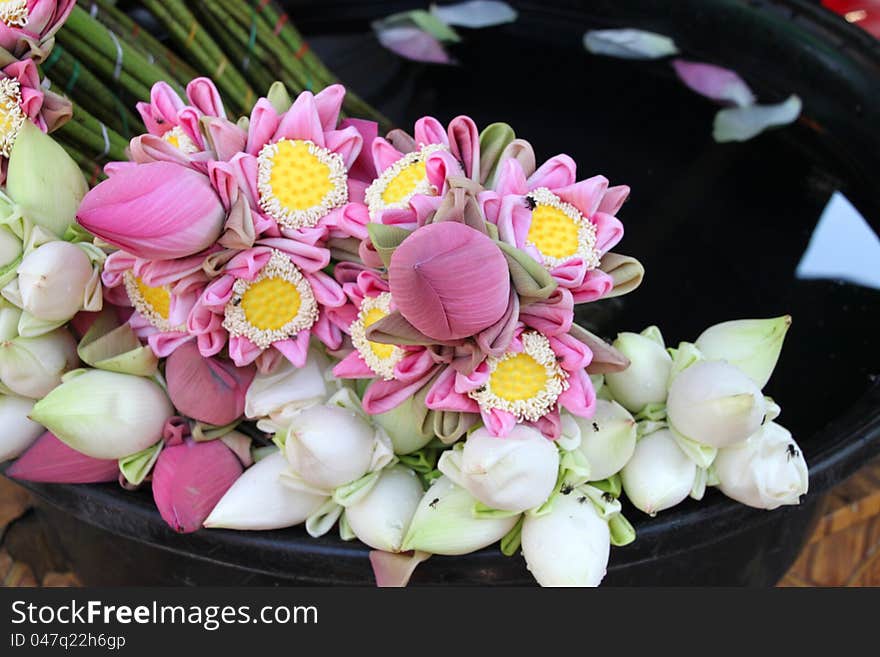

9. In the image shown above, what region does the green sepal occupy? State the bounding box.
[635,402,667,422]
[609,513,636,547]
[77,309,158,377]
[398,447,439,474]
[495,240,556,301]
[500,515,524,557]
[191,420,240,442]
[472,501,521,520]
[590,473,622,498]
[338,512,356,541]
[118,441,163,486]
[367,223,412,268]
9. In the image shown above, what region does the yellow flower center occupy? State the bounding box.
[350,292,404,380]
[365,144,447,218]
[241,277,303,331]
[257,138,348,230]
[223,250,319,350]
[489,352,550,402]
[123,271,180,332]
[0,0,28,27]
[527,204,581,260]
[162,126,198,155]
[135,277,171,320]
[524,188,601,270]
[0,78,24,158]
[469,331,569,422]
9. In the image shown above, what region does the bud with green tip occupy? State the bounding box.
[694,316,791,388]
[570,400,638,481]
[667,360,766,448]
[438,425,559,513]
[714,422,808,510]
[0,328,78,398]
[605,331,672,412]
[621,428,696,516]
[29,369,174,459]
[521,491,611,587]
[0,394,43,462]
[345,464,424,552]
[401,476,519,555]
[6,122,88,237]
[373,397,434,455]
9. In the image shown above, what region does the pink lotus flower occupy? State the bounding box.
[188,238,346,371]
[7,431,119,483]
[364,115,476,228]
[77,161,226,260]
[101,249,209,356]
[425,325,596,439]
[133,78,246,167]
[0,57,70,181]
[229,85,370,243]
[0,0,74,60]
[165,341,255,426]
[482,155,629,303]
[152,436,243,534]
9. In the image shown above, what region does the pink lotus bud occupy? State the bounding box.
[166,342,255,426]
[77,162,225,260]
[152,438,243,534]
[7,431,119,483]
[388,222,510,340]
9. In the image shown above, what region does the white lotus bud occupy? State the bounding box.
[438,425,559,513]
[605,332,673,412]
[0,301,21,341]
[245,348,335,431]
[621,429,696,515]
[284,405,387,491]
[521,492,611,587]
[667,360,766,448]
[695,316,791,388]
[714,422,808,510]
[346,465,424,552]
[0,226,21,269]
[205,451,327,530]
[29,369,173,459]
[571,400,637,481]
[401,476,519,555]
[374,396,433,455]
[0,395,43,462]
[13,241,93,321]
[0,328,78,398]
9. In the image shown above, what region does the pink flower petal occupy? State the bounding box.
[672,59,756,108]
[375,26,452,64]
[7,432,119,484]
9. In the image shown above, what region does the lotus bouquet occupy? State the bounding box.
[0,55,809,585]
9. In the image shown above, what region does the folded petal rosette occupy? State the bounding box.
[0,0,74,61]
[188,238,345,371]
[364,115,475,227]
[229,84,370,242]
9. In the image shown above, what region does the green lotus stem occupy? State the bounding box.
[80,0,201,88]
[63,6,186,97]
[42,49,143,138]
[138,0,255,114]
[56,104,129,163]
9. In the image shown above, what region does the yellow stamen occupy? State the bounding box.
[0,1,28,28]
[123,271,180,332]
[162,126,198,155]
[350,292,404,380]
[469,331,569,422]
[257,138,348,230]
[241,277,302,331]
[0,78,24,158]
[364,143,447,218]
[525,188,600,270]
[223,250,318,350]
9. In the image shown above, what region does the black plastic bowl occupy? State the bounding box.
[8,0,880,585]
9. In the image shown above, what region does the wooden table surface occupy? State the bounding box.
[2,459,879,587]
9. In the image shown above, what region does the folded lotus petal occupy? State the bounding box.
[593,211,625,255]
[394,348,436,383]
[453,361,490,394]
[372,136,404,175]
[313,84,345,131]
[356,268,390,297]
[147,331,192,358]
[128,134,194,168]
[271,332,312,367]
[369,550,431,587]
[549,332,593,371]
[103,161,138,177]
[520,288,574,337]
[571,269,615,303]
[195,329,226,358]
[425,367,481,413]
[481,407,517,437]
[672,59,755,108]
[408,194,444,226]
[340,118,379,181]
[475,287,519,357]
[549,259,588,289]
[275,90,325,146]
[559,368,597,418]
[217,197,256,250]
[101,251,137,288]
[166,342,255,425]
[333,350,376,379]
[152,438,243,533]
[494,194,531,248]
[598,184,630,215]
[448,115,480,180]
[38,89,72,133]
[245,98,280,155]
[7,431,119,483]
[493,157,529,198]
[424,149,464,194]
[325,125,363,170]
[77,162,225,260]
[556,175,609,219]
[569,325,631,374]
[530,408,562,440]
[362,366,440,415]
[599,252,645,298]
[414,116,448,147]
[201,116,246,162]
[389,222,510,341]
[383,128,416,155]
[323,203,369,241]
[222,247,273,281]
[207,161,240,210]
[186,77,226,118]
[313,311,343,350]
[226,335,260,367]
[528,154,577,190]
